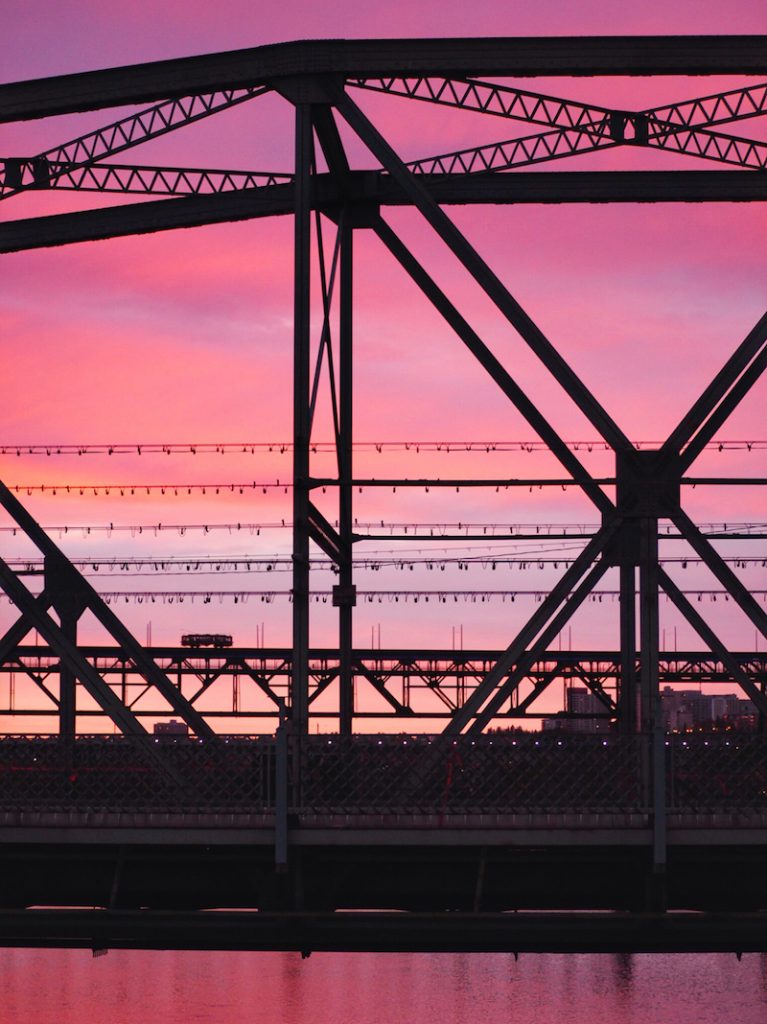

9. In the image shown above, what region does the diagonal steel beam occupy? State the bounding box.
[374,219,613,515]
[406,125,617,176]
[644,121,767,171]
[308,211,342,436]
[307,501,344,564]
[312,105,351,182]
[352,74,767,136]
[679,345,767,472]
[355,75,767,176]
[408,117,767,179]
[1,160,292,197]
[658,568,767,716]
[348,75,613,132]
[308,669,339,705]
[0,86,269,199]
[354,661,412,715]
[445,517,621,734]
[333,86,634,453]
[671,508,767,642]
[514,663,567,714]
[0,593,50,666]
[663,310,767,459]
[0,481,216,739]
[466,557,612,735]
[0,558,187,786]
[645,80,767,132]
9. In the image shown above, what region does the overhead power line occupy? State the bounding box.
[1,439,764,457]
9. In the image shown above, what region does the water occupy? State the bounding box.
[1,950,766,1023]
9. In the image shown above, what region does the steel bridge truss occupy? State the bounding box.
[0,37,766,810]
[1,646,765,728]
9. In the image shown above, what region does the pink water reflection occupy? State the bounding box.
[0,949,765,1024]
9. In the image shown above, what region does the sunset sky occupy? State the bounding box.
[1,1,766,728]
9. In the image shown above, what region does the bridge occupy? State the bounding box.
[1,728,767,952]
[1,34,767,952]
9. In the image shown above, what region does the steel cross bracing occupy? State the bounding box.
[349,75,767,173]
[5,72,767,208]
[0,40,765,781]
[4,72,767,212]
[0,85,270,198]
[1,646,764,726]
[5,162,292,197]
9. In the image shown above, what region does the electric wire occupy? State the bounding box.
[2,439,765,456]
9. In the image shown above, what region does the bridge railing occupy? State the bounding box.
[666,734,767,812]
[298,734,644,814]
[0,735,276,810]
[0,733,764,816]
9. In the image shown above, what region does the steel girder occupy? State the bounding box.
[2,37,767,123]
[0,646,763,726]
[6,61,767,210]
[5,171,767,254]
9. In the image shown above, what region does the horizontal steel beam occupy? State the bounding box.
[3,37,767,122]
[7,644,765,666]
[4,172,767,252]
[0,185,293,251]
[2,908,767,953]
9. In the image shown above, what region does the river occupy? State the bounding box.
[1,950,766,1023]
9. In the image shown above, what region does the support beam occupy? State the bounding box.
[672,508,767,642]
[6,172,767,254]
[618,564,638,734]
[445,517,620,734]
[639,517,665,902]
[55,610,78,742]
[0,482,215,739]
[306,502,343,564]
[338,215,355,735]
[334,87,634,453]
[467,557,612,734]
[291,103,313,737]
[3,37,767,122]
[679,345,767,471]
[0,558,187,787]
[312,106,350,182]
[658,569,767,716]
[354,662,412,715]
[664,310,767,462]
[0,86,269,200]
[0,595,50,667]
[374,219,613,515]
[0,186,293,252]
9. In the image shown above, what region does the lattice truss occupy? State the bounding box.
[0,39,766,759]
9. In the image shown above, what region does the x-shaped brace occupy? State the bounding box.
[318,83,767,733]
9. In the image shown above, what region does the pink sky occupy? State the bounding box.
[1,2,766,729]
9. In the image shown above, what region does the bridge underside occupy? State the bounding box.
[1,830,767,952]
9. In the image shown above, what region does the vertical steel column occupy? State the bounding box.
[292,103,313,738]
[338,216,355,735]
[58,610,77,742]
[639,516,666,905]
[275,700,288,869]
[618,563,638,734]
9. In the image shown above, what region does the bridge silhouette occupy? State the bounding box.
[1,34,767,951]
